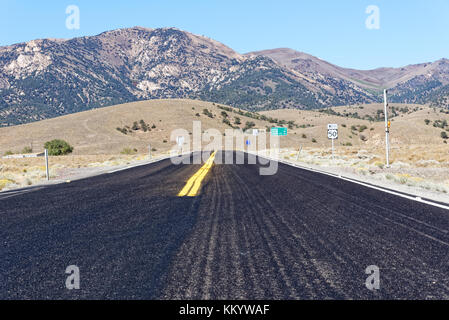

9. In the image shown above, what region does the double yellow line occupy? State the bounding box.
[178,151,217,197]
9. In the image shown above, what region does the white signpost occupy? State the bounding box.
[383,89,390,168]
[327,124,338,161]
[44,149,49,181]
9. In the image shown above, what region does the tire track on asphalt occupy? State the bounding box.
[202,170,221,299]
[222,165,257,299]
[277,166,447,298]
[285,164,449,242]
[230,164,349,299]
[229,166,300,299]
[214,165,247,299]
[221,165,284,298]
[234,160,441,298]
[269,162,449,298]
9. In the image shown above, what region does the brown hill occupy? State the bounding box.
[249,48,449,101]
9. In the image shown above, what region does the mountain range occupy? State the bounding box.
[1,26,449,126]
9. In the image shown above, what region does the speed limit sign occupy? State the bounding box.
[327,124,338,139]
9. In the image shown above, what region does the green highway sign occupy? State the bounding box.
[271,127,288,136]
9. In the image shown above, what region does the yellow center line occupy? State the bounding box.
[178,151,217,197]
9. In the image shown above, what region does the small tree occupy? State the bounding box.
[139,120,148,132]
[243,121,256,131]
[441,131,448,139]
[44,139,74,156]
[358,125,368,133]
[22,146,33,154]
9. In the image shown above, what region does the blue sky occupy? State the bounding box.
[1,0,449,70]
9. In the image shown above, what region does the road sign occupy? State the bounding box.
[327,129,338,139]
[271,127,287,136]
[327,124,338,139]
[245,140,250,146]
[327,124,338,161]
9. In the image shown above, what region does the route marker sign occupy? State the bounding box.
[327,124,338,161]
[327,124,338,139]
[271,127,287,136]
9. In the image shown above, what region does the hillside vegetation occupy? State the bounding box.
[1,99,449,195]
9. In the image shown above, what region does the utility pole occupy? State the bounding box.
[383,89,390,168]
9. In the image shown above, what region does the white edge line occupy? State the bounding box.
[107,155,172,174]
[0,154,178,199]
[250,152,449,212]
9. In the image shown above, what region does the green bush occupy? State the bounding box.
[203,108,214,118]
[116,127,128,135]
[243,121,256,131]
[22,146,33,154]
[121,147,137,155]
[44,139,74,156]
[139,120,149,132]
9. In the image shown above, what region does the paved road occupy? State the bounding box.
[1,151,448,299]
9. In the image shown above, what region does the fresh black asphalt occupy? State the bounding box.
[1,151,448,299]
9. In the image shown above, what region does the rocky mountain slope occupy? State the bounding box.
[250,48,449,106]
[1,27,448,126]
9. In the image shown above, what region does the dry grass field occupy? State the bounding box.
[1,99,449,195]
